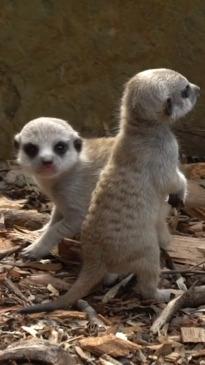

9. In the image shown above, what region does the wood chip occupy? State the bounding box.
[181,327,205,343]
[0,208,49,230]
[79,334,141,357]
[0,196,26,210]
[168,235,205,266]
[186,180,205,209]
[183,163,205,180]
[21,273,70,291]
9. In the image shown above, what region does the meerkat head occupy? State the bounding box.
[121,68,200,126]
[14,117,82,179]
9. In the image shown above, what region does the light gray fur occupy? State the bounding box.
[15,117,114,259]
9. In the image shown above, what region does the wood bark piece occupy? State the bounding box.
[181,327,205,343]
[168,235,205,266]
[0,208,49,230]
[0,195,26,209]
[0,244,22,259]
[185,180,205,209]
[151,285,205,334]
[79,334,141,357]
[0,339,75,364]
[183,163,205,180]
[22,273,70,291]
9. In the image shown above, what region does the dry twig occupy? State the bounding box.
[0,339,75,364]
[102,274,134,304]
[4,276,30,304]
[151,285,205,334]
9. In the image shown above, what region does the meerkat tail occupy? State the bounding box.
[19,264,106,314]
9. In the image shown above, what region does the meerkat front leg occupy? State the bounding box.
[157,202,171,250]
[22,217,79,259]
[36,206,63,234]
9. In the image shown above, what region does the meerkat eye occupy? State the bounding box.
[23,143,39,158]
[54,141,69,155]
[74,137,82,152]
[181,85,190,98]
[165,98,172,116]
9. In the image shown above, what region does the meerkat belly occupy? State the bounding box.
[82,168,159,269]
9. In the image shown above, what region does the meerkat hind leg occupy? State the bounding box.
[19,262,106,314]
[135,253,172,302]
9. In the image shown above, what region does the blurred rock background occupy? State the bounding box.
[0,0,204,159]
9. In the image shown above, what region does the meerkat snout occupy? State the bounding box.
[15,117,83,179]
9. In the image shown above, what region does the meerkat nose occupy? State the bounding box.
[41,157,53,166]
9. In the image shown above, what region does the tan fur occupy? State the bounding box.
[19,69,200,313]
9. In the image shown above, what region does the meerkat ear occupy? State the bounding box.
[13,134,21,150]
[165,98,172,116]
[73,137,82,152]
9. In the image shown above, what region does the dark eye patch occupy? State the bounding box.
[54,141,69,155]
[23,143,39,158]
[165,97,172,116]
[74,137,82,152]
[181,84,190,98]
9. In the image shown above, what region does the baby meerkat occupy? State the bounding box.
[15,117,115,259]
[20,68,200,314]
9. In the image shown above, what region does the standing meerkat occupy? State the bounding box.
[20,68,200,314]
[14,117,115,259]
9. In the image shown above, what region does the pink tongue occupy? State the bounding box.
[43,164,54,171]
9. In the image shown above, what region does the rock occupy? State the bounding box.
[0,1,204,158]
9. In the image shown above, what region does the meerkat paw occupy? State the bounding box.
[21,241,50,259]
[168,193,184,209]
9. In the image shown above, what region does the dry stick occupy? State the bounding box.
[151,285,205,334]
[162,257,205,275]
[4,277,30,304]
[77,299,107,332]
[0,339,75,365]
[0,244,25,260]
[162,270,205,275]
[102,274,134,304]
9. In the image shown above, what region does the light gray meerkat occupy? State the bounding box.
[19,68,200,314]
[14,117,115,259]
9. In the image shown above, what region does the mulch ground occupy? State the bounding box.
[0,160,204,365]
